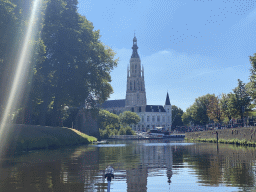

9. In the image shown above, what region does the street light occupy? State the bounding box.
[105,166,114,192]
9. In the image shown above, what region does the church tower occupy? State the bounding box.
[125,35,147,112]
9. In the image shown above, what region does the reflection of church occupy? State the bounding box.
[102,36,172,131]
[126,143,173,191]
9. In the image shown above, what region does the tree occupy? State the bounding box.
[231,79,251,121]
[32,0,117,126]
[249,53,256,103]
[171,105,184,128]
[98,109,119,129]
[119,111,140,126]
[220,93,237,122]
[206,94,223,123]
[182,108,194,126]
[0,0,47,124]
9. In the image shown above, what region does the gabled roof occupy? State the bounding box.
[146,105,166,112]
[101,99,125,108]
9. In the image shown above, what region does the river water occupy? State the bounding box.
[1,139,256,192]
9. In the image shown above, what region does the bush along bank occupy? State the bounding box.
[185,127,256,147]
[4,124,97,155]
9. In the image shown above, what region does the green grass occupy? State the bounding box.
[187,137,256,147]
[5,125,97,154]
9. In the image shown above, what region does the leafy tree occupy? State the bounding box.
[119,111,140,126]
[181,108,193,126]
[0,0,47,123]
[249,53,256,103]
[171,105,184,128]
[220,93,237,122]
[34,0,117,126]
[206,94,223,123]
[231,79,251,121]
[98,109,119,129]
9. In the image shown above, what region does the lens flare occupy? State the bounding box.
[0,0,42,155]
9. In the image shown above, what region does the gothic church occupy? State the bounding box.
[102,36,172,131]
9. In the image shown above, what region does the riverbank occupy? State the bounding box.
[185,126,256,146]
[3,124,97,155]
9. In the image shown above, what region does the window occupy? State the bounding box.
[157,116,160,122]
[152,116,155,122]
[130,81,132,90]
[139,107,141,112]
[131,107,134,112]
[162,116,165,122]
[147,116,149,122]
[142,116,144,122]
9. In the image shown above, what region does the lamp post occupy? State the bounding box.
[105,166,114,192]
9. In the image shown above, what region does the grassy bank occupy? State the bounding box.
[4,124,97,154]
[186,137,256,147]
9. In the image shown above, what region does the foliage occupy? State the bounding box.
[171,105,184,128]
[249,53,256,103]
[206,94,223,123]
[220,93,237,121]
[182,107,194,126]
[0,0,118,127]
[231,79,251,119]
[98,109,119,129]
[118,125,135,135]
[119,111,140,126]
[182,94,214,126]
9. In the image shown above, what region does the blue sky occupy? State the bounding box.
[78,0,256,111]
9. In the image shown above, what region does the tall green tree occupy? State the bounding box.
[231,79,251,120]
[249,53,256,103]
[35,0,117,126]
[220,93,237,122]
[171,105,184,128]
[206,94,223,123]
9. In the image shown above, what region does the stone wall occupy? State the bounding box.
[185,127,256,142]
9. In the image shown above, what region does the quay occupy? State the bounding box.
[108,134,185,140]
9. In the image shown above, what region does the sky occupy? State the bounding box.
[78,0,256,111]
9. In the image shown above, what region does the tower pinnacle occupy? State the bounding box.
[131,35,139,58]
[165,92,171,105]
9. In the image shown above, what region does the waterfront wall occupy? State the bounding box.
[185,127,256,142]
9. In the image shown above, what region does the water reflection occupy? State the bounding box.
[1,141,256,191]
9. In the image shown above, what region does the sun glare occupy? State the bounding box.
[0,0,42,155]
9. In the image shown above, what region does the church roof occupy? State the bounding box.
[165,92,171,105]
[101,99,125,108]
[146,105,166,112]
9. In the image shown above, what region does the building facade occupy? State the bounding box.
[102,36,172,131]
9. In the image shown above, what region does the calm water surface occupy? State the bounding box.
[1,139,256,192]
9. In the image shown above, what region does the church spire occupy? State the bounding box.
[165,92,171,105]
[131,34,139,58]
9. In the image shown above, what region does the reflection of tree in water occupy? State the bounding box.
[0,147,100,192]
[183,143,256,188]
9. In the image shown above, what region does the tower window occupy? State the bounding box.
[130,81,132,90]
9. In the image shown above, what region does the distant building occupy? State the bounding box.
[102,35,172,131]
